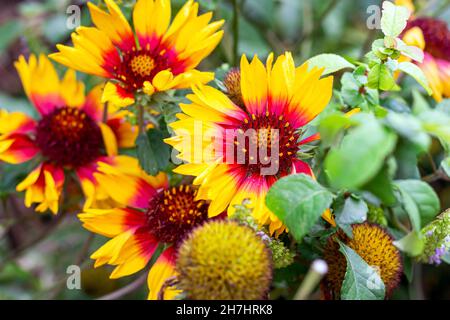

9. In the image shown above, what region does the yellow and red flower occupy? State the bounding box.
[0,54,139,213]
[78,168,213,299]
[49,0,224,107]
[165,52,334,235]
[400,8,450,101]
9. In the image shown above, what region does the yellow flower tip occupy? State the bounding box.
[395,0,415,14]
[344,107,361,118]
[322,222,403,299]
[176,220,272,300]
[402,26,425,50]
[223,67,243,107]
[143,81,155,96]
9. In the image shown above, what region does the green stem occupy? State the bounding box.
[232,0,240,66]
[294,259,328,300]
[102,103,108,123]
[138,105,145,135]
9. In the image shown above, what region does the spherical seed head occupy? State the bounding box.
[176,220,272,300]
[322,223,403,299]
[223,68,244,107]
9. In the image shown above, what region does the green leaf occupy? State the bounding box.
[317,113,355,146]
[306,54,355,76]
[385,111,430,152]
[394,180,440,226]
[419,110,450,144]
[265,174,334,242]
[380,1,410,38]
[394,140,421,179]
[412,90,431,115]
[338,241,386,300]
[397,62,432,95]
[442,157,450,178]
[368,63,398,91]
[136,128,170,176]
[363,166,396,206]
[403,256,414,283]
[436,99,450,116]
[393,231,425,257]
[396,39,424,63]
[394,182,421,232]
[340,73,365,107]
[325,114,397,189]
[334,196,368,236]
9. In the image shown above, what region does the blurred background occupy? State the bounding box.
[0,0,449,299]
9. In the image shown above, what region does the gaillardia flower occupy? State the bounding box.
[0,54,139,213]
[322,223,403,299]
[401,17,450,101]
[78,170,212,299]
[49,0,224,107]
[176,220,272,300]
[165,52,334,235]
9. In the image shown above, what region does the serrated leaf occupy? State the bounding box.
[306,54,355,75]
[397,62,432,95]
[338,241,386,300]
[380,1,410,38]
[136,129,170,176]
[265,174,334,242]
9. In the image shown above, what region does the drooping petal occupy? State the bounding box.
[16,163,64,214]
[99,122,118,156]
[147,246,180,300]
[109,228,159,278]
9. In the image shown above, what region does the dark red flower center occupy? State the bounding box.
[226,113,300,177]
[145,185,209,244]
[406,18,450,61]
[113,49,175,92]
[35,107,103,167]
